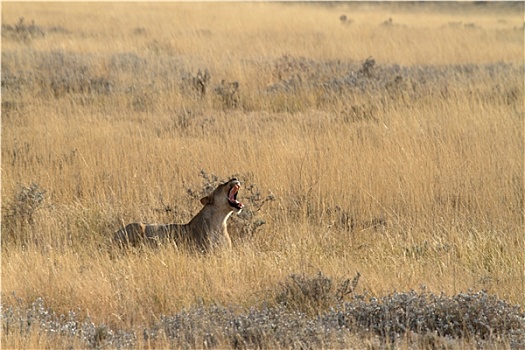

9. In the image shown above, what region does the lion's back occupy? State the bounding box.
[114,222,146,247]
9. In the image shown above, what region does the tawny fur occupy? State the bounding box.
[113,179,243,251]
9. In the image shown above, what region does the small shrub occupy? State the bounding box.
[181,69,211,98]
[32,50,113,98]
[109,52,148,72]
[232,178,275,238]
[132,27,147,36]
[193,69,211,97]
[2,182,47,246]
[359,56,376,78]
[275,271,361,315]
[214,79,240,109]
[272,54,314,83]
[339,14,353,25]
[1,17,45,43]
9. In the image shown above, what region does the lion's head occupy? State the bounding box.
[200,178,244,214]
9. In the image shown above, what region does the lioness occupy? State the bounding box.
[114,178,244,251]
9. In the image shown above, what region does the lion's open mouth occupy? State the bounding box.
[228,184,244,210]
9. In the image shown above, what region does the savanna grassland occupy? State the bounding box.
[1,2,524,349]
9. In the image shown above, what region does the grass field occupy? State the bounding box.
[1,2,524,348]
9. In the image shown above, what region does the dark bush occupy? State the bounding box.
[2,17,45,43]
[275,271,361,316]
[3,284,523,349]
[2,182,47,247]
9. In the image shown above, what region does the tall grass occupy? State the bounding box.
[2,2,524,348]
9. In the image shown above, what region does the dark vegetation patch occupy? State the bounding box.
[3,272,524,349]
[2,44,522,115]
[2,17,70,43]
[2,17,46,43]
[1,182,47,247]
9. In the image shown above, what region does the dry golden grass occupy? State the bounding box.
[1,2,524,348]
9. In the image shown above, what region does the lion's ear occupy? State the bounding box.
[200,195,213,206]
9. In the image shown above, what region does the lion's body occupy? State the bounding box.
[113,179,243,251]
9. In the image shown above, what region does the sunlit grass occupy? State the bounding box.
[1,2,524,348]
